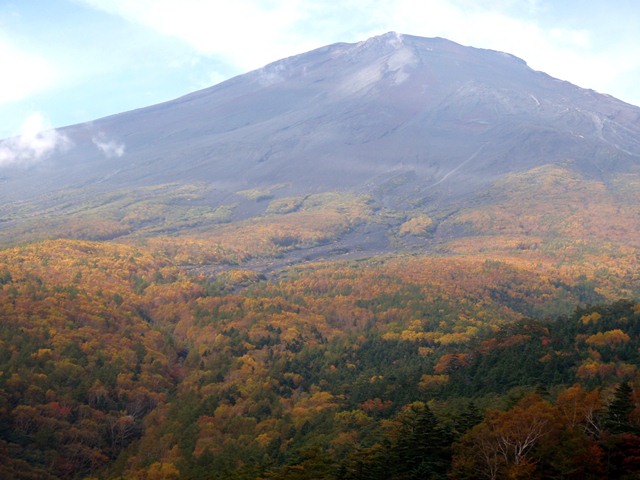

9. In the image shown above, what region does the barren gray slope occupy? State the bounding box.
[2,32,640,206]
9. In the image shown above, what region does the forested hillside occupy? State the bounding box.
[1,239,639,479]
[2,32,640,480]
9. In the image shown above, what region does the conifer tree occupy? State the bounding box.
[605,381,635,434]
[452,402,484,439]
[393,403,451,480]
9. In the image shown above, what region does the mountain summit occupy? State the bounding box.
[4,33,640,480]
[1,32,640,247]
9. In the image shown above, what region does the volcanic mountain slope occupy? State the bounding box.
[3,31,640,195]
[1,32,639,266]
[2,34,640,480]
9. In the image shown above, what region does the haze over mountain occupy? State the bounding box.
[1,32,639,257]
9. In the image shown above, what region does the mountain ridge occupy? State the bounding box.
[1,33,640,480]
[2,32,639,203]
[0,33,639,269]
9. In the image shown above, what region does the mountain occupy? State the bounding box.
[2,33,639,196]
[1,32,639,261]
[2,33,640,480]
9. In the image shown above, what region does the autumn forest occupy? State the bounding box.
[3,32,640,480]
[1,201,640,480]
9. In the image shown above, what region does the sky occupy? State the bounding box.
[1,0,640,146]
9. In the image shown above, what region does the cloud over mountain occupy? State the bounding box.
[0,31,638,217]
[92,134,125,158]
[0,113,71,167]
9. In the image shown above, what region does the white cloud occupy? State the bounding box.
[75,0,316,71]
[4,0,637,127]
[92,134,125,158]
[371,0,640,100]
[0,38,59,104]
[0,113,71,167]
[549,27,591,49]
[74,0,639,101]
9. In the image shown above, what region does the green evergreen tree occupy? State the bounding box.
[605,382,635,434]
[340,443,388,480]
[452,401,484,439]
[393,403,452,479]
